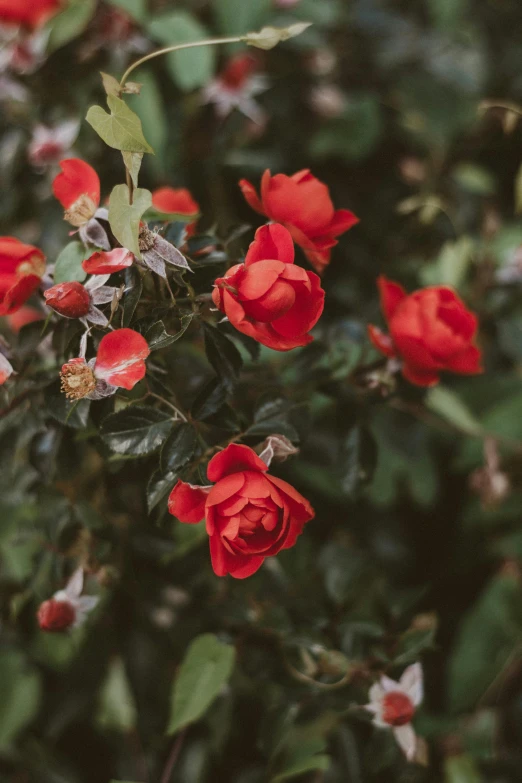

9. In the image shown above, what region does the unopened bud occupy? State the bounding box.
[44,281,91,318]
[37,598,76,632]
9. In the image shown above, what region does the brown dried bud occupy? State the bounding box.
[64,194,97,227]
[60,359,96,400]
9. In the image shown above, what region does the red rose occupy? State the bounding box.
[212,223,325,351]
[37,598,76,632]
[0,237,45,316]
[239,169,358,274]
[368,276,483,387]
[53,159,101,227]
[151,187,199,238]
[44,281,91,318]
[168,443,314,579]
[0,0,62,29]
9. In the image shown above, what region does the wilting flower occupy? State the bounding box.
[60,328,150,400]
[0,353,14,385]
[212,223,324,351]
[28,120,79,168]
[368,276,483,387]
[203,53,268,124]
[239,169,358,274]
[168,443,314,579]
[52,158,110,250]
[37,568,99,632]
[364,663,423,761]
[151,187,200,238]
[44,275,119,325]
[0,0,62,29]
[0,236,45,315]
[136,223,191,277]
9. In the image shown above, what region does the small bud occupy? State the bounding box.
[60,359,96,400]
[37,598,76,632]
[122,81,142,95]
[44,281,91,318]
[258,435,299,467]
[245,22,312,50]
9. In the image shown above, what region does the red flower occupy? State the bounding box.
[212,223,325,351]
[82,248,134,275]
[239,169,358,274]
[44,281,91,318]
[60,328,150,400]
[220,53,259,89]
[37,599,76,632]
[0,0,62,29]
[368,276,483,387]
[151,187,199,238]
[168,443,314,579]
[0,237,45,316]
[7,306,43,333]
[53,159,101,227]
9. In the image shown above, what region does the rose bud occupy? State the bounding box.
[44,281,91,318]
[239,169,358,274]
[368,276,483,387]
[212,223,325,351]
[37,568,99,633]
[168,443,314,579]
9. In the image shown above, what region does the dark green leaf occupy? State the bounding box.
[147,469,177,514]
[214,0,270,37]
[47,0,97,52]
[339,426,378,496]
[101,406,173,456]
[160,423,197,474]
[203,323,243,391]
[0,651,41,749]
[145,315,194,351]
[167,634,236,735]
[122,266,143,327]
[46,385,91,429]
[191,379,229,421]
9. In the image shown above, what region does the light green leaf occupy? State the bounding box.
[420,236,475,289]
[215,0,270,37]
[96,658,137,732]
[453,163,495,196]
[167,634,236,735]
[86,96,153,153]
[272,755,330,782]
[426,385,483,437]
[106,0,147,22]
[0,650,41,749]
[54,241,88,284]
[46,0,97,52]
[444,754,481,783]
[245,22,313,51]
[101,71,121,98]
[148,12,216,91]
[127,70,167,174]
[122,152,143,189]
[108,184,152,260]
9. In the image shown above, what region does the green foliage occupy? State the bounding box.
[100,406,173,456]
[87,96,153,154]
[108,184,152,259]
[148,12,216,91]
[46,0,97,52]
[53,241,88,284]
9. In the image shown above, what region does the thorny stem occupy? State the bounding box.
[119,36,244,88]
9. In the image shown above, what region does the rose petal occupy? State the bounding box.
[207,443,269,482]
[83,248,134,275]
[244,223,295,266]
[168,480,208,523]
[53,159,100,210]
[94,328,150,390]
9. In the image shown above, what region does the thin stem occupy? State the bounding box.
[120,36,244,87]
[160,730,186,783]
[148,392,187,422]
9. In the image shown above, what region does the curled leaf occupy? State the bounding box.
[244,22,312,50]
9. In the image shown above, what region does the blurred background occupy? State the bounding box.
[3,0,522,781]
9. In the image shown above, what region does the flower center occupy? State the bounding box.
[60,362,96,400]
[64,194,97,227]
[382,691,415,727]
[139,225,156,252]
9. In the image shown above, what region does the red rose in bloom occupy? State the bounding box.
[37,599,76,632]
[0,0,62,29]
[239,169,358,274]
[53,159,101,227]
[151,187,200,238]
[60,328,150,400]
[212,224,325,351]
[82,248,134,275]
[44,281,91,318]
[0,237,45,316]
[168,443,314,579]
[368,276,483,387]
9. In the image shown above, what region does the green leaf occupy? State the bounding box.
[101,406,173,456]
[54,241,88,284]
[147,12,216,91]
[122,151,143,189]
[339,426,378,496]
[247,398,299,441]
[86,96,153,153]
[108,184,152,260]
[96,658,137,732]
[106,0,147,22]
[145,315,194,351]
[101,71,121,98]
[191,379,229,421]
[122,266,143,326]
[426,385,483,436]
[393,626,437,666]
[420,236,475,289]
[46,0,97,52]
[127,70,167,174]
[160,423,197,474]
[309,95,382,163]
[444,754,481,783]
[147,469,177,514]
[215,0,270,37]
[271,755,330,782]
[203,323,243,391]
[245,22,314,51]
[46,384,91,429]
[0,650,41,749]
[167,634,236,735]
[453,163,495,195]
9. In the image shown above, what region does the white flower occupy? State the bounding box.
[52,567,99,629]
[364,663,423,760]
[28,119,79,168]
[0,353,14,385]
[202,54,268,124]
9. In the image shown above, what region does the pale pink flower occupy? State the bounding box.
[202,53,268,124]
[28,120,79,168]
